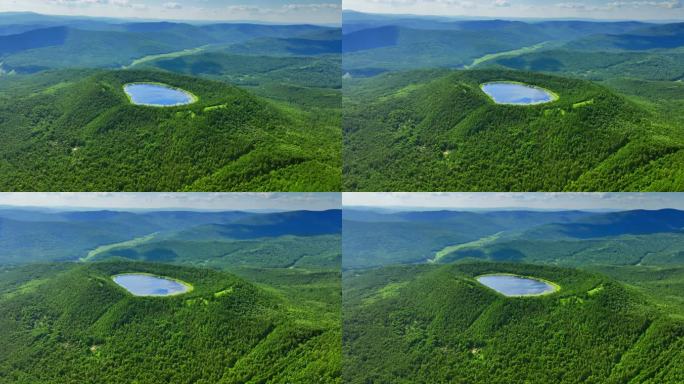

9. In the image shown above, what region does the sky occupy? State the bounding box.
[343,193,684,210]
[345,0,684,21]
[0,0,341,24]
[4,192,684,211]
[0,193,341,211]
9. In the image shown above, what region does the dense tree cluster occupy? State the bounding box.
[0,261,341,384]
[343,262,684,383]
[0,69,340,191]
[344,69,684,191]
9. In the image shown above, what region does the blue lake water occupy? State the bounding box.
[124,83,194,106]
[481,82,555,105]
[113,273,190,296]
[477,274,556,296]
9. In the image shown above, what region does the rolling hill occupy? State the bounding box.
[135,51,341,109]
[477,23,684,82]
[0,20,333,72]
[344,68,684,191]
[83,210,343,270]
[0,206,342,382]
[0,208,341,266]
[342,209,594,269]
[0,69,340,191]
[343,208,684,269]
[434,209,684,267]
[341,13,650,75]
[0,261,340,383]
[342,25,546,75]
[343,13,684,192]
[481,48,684,81]
[343,261,683,383]
[342,204,684,382]
[565,23,684,52]
[0,13,341,191]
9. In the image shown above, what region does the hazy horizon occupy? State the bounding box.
[0,193,341,211]
[343,9,684,23]
[343,193,684,210]
[0,1,341,25]
[344,0,684,22]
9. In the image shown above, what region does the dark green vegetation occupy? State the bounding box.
[0,208,342,383]
[343,208,684,382]
[0,13,341,191]
[344,262,683,383]
[343,12,684,191]
[0,262,339,383]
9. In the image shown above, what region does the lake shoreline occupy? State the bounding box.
[123,82,198,107]
[476,272,561,297]
[112,272,194,297]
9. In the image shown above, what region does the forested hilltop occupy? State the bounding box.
[343,12,684,191]
[0,208,342,383]
[344,262,683,383]
[0,13,341,191]
[342,208,684,382]
[0,70,339,191]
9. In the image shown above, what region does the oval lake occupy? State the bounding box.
[124,83,195,107]
[477,274,557,296]
[481,82,555,105]
[113,273,190,296]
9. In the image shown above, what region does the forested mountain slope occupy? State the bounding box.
[344,69,684,191]
[0,70,340,191]
[0,261,340,383]
[343,262,683,383]
[0,206,343,383]
[0,13,342,192]
[342,14,684,192]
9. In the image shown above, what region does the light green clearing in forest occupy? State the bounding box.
[467,41,553,69]
[124,45,211,69]
[81,233,159,262]
[430,232,504,263]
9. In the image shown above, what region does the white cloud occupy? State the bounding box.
[282,3,342,11]
[225,5,261,13]
[223,3,341,16]
[163,2,182,10]
[558,0,681,11]
[662,0,682,8]
[362,0,418,5]
[110,0,130,7]
[554,2,611,10]
[49,0,107,6]
[493,0,510,7]
[555,1,587,9]
[48,0,147,8]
